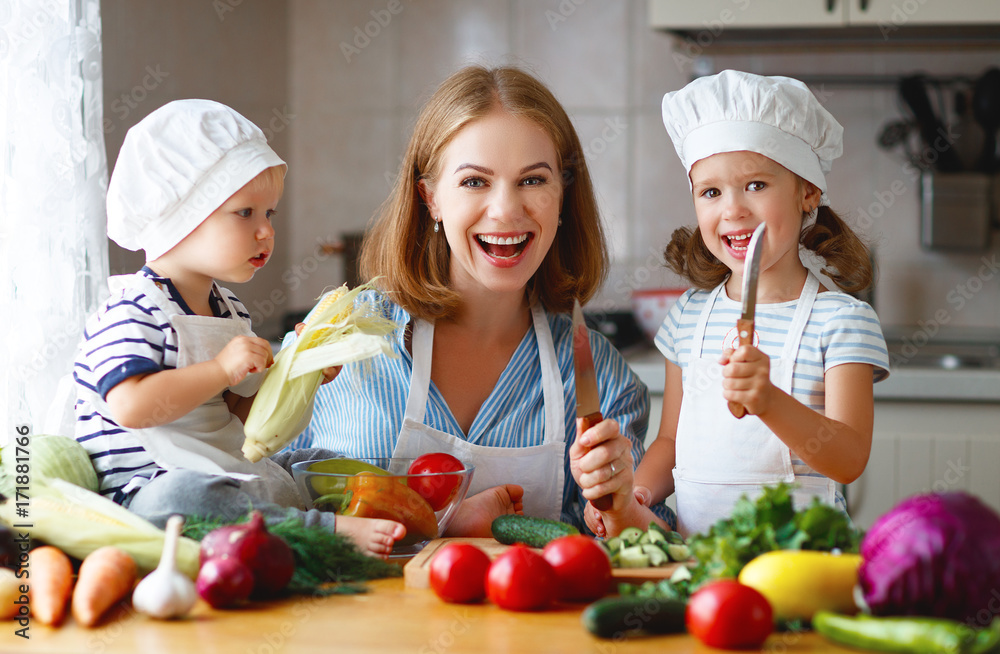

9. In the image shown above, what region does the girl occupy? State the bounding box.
[584,70,890,538]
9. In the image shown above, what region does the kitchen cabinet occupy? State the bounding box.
[649,0,1000,30]
[846,400,1000,530]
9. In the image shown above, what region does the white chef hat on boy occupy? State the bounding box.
[661,70,843,204]
[107,99,286,261]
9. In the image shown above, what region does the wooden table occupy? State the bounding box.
[3,575,859,654]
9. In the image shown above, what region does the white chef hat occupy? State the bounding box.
[107,99,286,261]
[661,70,843,203]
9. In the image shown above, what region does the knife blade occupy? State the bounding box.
[572,298,613,511]
[728,222,767,419]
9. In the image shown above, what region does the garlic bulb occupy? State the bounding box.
[132,514,199,619]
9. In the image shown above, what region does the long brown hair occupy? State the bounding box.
[360,65,607,321]
[664,202,874,294]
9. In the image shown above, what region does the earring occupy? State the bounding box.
[433,216,440,233]
[807,207,818,222]
[558,217,562,226]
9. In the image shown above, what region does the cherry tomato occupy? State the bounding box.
[406,453,465,511]
[428,542,491,603]
[686,579,773,650]
[486,544,557,611]
[542,535,612,602]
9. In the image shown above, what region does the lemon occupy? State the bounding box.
[738,550,861,621]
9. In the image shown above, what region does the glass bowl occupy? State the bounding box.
[291,457,475,557]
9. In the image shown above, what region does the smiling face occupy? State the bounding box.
[689,150,820,296]
[154,169,281,287]
[420,110,563,300]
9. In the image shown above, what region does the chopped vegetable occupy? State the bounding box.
[813,611,1000,654]
[859,491,1000,622]
[619,482,860,602]
[603,522,688,568]
[0,434,99,495]
[27,546,74,626]
[71,546,137,627]
[131,515,198,620]
[242,282,400,463]
[0,477,199,578]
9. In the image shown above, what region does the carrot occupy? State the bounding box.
[71,546,137,627]
[28,545,74,626]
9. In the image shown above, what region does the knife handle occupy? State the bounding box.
[577,413,614,511]
[727,317,754,419]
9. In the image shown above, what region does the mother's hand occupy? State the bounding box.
[569,419,635,513]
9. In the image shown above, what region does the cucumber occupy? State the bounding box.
[618,545,649,568]
[490,514,579,548]
[582,596,688,639]
[641,543,668,567]
[666,544,691,562]
[619,526,644,546]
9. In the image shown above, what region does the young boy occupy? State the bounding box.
[74,100,403,557]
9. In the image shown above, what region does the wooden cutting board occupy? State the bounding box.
[403,537,681,588]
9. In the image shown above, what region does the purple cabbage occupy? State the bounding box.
[859,491,1000,624]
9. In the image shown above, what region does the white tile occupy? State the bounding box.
[848,435,896,530]
[396,0,512,111]
[896,433,933,500]
[970,437,1000,515]
[930,435,972,494]
[570,112,631,263]
[632,0,692,110]
[290,0,398,112]
[513,0,630,110]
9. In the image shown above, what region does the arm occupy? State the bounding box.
[722,345,874,483]
[106,335,272,429]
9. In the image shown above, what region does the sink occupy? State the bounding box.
[887,340,1000,370]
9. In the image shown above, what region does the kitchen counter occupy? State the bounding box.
[3,574,856,653]
[624,346,1000,402]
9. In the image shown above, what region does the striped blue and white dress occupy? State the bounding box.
[655,283,890,507]
[286,299,673,532]
[73,267,252,502]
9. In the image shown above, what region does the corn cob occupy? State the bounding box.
[242,281,399,462]
[0,477,200,578]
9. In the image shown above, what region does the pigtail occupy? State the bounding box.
[800,206,874,294]
[664,226,730,291]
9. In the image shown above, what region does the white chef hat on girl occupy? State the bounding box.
[661,70,843,204]
[107,99,286,261]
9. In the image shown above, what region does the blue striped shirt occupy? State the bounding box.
[74,267,250,501]
[286,299,669,532]
[655,284,890,479]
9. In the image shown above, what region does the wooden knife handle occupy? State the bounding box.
[727,317,754,420]
[577,413,613,511]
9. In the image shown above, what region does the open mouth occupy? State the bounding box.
[476,233,531,259]
[250,252,269,268]
[724,232,753,253]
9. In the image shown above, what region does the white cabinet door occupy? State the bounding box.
[847,0,1000,25]
[649,0,846,29]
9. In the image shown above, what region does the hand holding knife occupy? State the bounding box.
[572,299,614,511]
[728,222,767,419]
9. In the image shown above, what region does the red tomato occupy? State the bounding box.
[686,579,773,650]
[407,453,465,511]
[542,535,612,602]
[428,543,491,603]
[486,544,557,611]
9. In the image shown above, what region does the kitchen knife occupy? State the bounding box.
[572,298,613,511]
[728,222,767,419]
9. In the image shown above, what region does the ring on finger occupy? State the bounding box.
[609,461,618,476]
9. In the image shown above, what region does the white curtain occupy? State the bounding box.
[0,0,108,441]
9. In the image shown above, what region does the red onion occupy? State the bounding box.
[200,511,295,596]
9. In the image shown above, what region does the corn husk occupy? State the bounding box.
[0,477,200,578]
[242,281,399,462]
[0,434,99,497]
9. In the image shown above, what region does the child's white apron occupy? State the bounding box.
[114,274,301,507]
[672,271,835,537]
[392,304,567,521]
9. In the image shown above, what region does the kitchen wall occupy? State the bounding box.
[102,1,1000,339]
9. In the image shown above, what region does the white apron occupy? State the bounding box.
[115,274,301,508]
[673,272,835,537]
[392,304,567,521]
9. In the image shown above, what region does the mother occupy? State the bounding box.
[289,65,668,535]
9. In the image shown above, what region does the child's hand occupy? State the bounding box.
[584,501,607,537]
[720,345,773,415]
[215,335,273,386]
[293,322,341,384]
